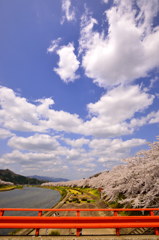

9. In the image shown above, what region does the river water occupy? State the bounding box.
[0,186,61,235]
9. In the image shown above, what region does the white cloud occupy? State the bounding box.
[0,85,149,176]
[79,0,159,88]
[80,85,154,137]
[0,86,42,132]
[79,12,98,54]
[54,43,80,83]
[77,167,95,172]
[0,85,157,138]
[62,137,90,148]
[103,0,109,3]
[43,165,68,173]
[61,0,75,23]
[89,138,146,163]
[135,0,159,34]
[0,128,14,139]
[47,38,61,53]
[0,132,146,178]
[87,85,154,122]
[8,134,60,152]
[0,86,82,133]
[149,111,159,124]
[130,110,159,128]
[0,150,60,165]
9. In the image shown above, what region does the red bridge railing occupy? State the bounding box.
[0,208,159,236]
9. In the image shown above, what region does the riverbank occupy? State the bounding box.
[14,186,109,237]
[0,185,23,192]
[8,186,69,236]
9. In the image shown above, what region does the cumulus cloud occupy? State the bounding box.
[62,137,90,148]
[87,85,154,122]
[0,133,146,178]
[0,150,60,165]
[0,85,157,138]
[43,165,69,173]
[80,85,154,137]
[8,134,60,152]
[0,86,42,132]
[0,87,150,175]
[89,138,146,163]
[79,0,159,88]
[61,0,75,23]
[149,111,159,124]
[0,128,14,139]
[130,110,159,128]
[0,86,82,133]
[77,167,95,172]
[54,43,80,83]
[135,0,159,34]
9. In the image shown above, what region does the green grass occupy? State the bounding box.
[49,230,60,236]
[78,187,100,198]
[108,200,124,209]
[15,185,23,189]
[42,186,101,206]
[105,194,145,216]
[69,189,81,194]
[8,229,21,235]
[0,185,23,191]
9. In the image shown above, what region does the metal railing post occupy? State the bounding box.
[76,210,80,216]
[150,210,154,216]
[76,228,82,236]
[150,210,159,235]
[114,210,120,236]
[35,210,42,236]
[0,210,4,216]
[114,210,118,216]
[76,210,82,236]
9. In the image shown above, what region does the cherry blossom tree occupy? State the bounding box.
[42,138,159,208]
[0,179,14,185]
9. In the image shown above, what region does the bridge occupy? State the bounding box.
[0,208,159,237]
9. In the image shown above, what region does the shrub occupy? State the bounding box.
[81,198,87,201]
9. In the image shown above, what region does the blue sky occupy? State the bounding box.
[0,0,159,180]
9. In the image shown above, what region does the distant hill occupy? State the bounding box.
[28,175,69,182]
[0,169,44,185]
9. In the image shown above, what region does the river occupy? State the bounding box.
[0,186,61,235]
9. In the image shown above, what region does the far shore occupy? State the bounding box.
[0,185,23,192]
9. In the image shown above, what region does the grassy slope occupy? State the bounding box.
[0,169,43,185]
[42,186,101,205]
